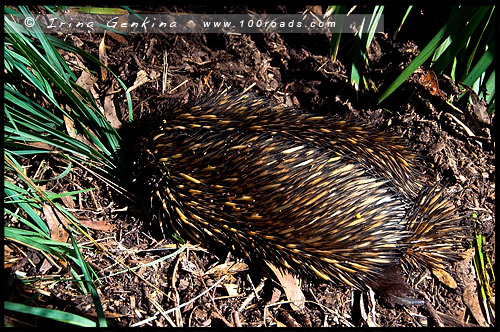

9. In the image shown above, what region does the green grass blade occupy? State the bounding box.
[464,6,495,78]
[330,6,347,62]
[379,5,475,103]
[365,6,383,50]
[350,15,366,90]
[4,6,130,328]
[4,181,50,236]
[45,188,95,200]
[393,6,412,39]
[5,227,74,253]
[431,6,491,75]
[5,86,64,125]
[71,6,128,14]
[462,47,494,87]
[5,9,126,173]
[4,210,48,237]
[432,36,452,64]
[68,232,107,327]
[18,6,76,81]
[483,70,495,105]
[4,301,97,327]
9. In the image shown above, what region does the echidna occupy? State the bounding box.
[127,89,462,298]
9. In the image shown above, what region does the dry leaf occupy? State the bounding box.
[432,267,458,289]
[205,262,248,275]
[42,204,70,243]
[459,247,487,326]
[78,217,115,231]
[224,283,239,297]
[63,115,77,138]
[60,195,75,210]
[463,282,487,326]
[266,261,305,311]
[70,35,84,48]
[4,246,21,268]
[460,83,491,126]
[103,88,123,129]
[270,287,281,304]
[107,31,127,44]
[126,70,152,94]
[99,34,108,81]
[39,258,53,274]
[76,69,98,93]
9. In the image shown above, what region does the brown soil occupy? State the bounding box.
[4,5,495,328]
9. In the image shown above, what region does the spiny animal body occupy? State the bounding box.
[129,90,461,293]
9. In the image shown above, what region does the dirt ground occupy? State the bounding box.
[4,5,495,327]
